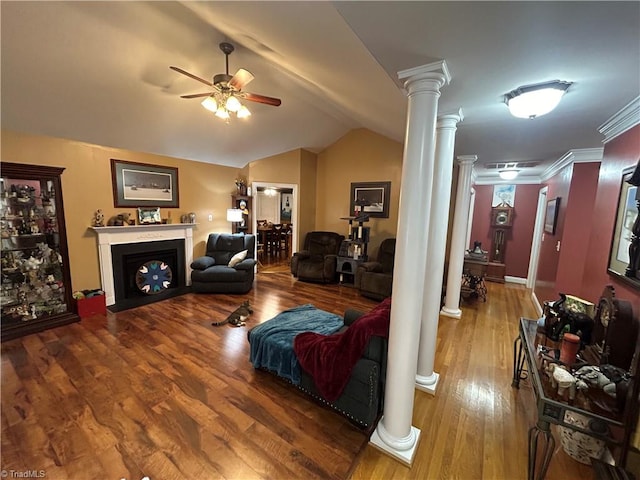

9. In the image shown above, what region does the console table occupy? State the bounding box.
[512,318,635,480]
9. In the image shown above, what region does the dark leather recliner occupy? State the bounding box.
[355,238,396,300]
[290,231,345,283]
[191,233,257,293]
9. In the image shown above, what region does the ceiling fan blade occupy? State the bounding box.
[180,93,214,99]
[170,66,213,87]
[242,92,282,107]
[228,68,255,91]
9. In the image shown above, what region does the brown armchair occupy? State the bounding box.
[355,238,396,300]
[291,231,345,283]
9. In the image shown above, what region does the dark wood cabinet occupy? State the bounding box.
[1,162,79,340]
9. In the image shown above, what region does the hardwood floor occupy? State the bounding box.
[1,273,594,479]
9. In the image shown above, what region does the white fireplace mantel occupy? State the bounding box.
[91,224,195,306]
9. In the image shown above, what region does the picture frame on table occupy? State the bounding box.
[350,181,391,218]
[608,163,640,289]
[544,197,560,235]
[111,159,179,208]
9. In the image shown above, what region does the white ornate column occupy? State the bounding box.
[415,110,463,395]
[441,155,477,318]
[370,60,450,466]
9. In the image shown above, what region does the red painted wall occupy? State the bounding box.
[534,164,573,302]
[555,162,601,295]
[581,125,640,312]
[469,184,539,279]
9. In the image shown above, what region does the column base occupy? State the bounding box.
[440,306,461,318]
[415,371,440,395]
[370,423,422,467]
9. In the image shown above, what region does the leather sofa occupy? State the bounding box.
[290,231,345,283]
[355,238,396,300]
[191,233,257,293]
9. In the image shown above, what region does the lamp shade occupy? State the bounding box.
[237,105,251,119]
[225,95,242,113]
[201,96,218,112]
[505,80,572,119]
[226,208,244,223]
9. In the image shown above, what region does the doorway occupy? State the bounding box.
[251,182,298,272]
[526,186,548,314]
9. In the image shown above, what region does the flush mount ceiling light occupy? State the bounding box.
[499,169,520,180]
[504,80,572,119]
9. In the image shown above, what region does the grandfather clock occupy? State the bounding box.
[487,206,513,283]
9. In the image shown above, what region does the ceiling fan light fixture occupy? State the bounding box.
[237,105,251,119]
[215,107,230,120]
[505,80,572,119]
[499,169,520,180]
[225,95,242,113]
[201,96,218,112]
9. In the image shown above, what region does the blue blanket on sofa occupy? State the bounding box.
[248,304,343,384]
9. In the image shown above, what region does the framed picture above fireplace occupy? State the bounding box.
[111,159,179,208]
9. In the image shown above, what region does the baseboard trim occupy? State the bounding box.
[531,291,543,317]
[505,276,526,284]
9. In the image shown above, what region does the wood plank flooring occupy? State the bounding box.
[1,273,594,479]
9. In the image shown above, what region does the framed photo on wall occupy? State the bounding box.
[350,181,391,218]
[544,197,560,235]
[608,163,640,288]
[111,159,179,208]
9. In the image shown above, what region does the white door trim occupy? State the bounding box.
[526,186,548,289]
[251,181,299,254]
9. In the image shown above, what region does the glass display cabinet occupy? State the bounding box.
[0,162,79,341]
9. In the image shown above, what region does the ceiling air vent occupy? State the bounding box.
[484,161,540,170]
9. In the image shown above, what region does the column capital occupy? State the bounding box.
[398,60,451,85]
[398,60,450,95]
[438,107,464,124]
[457,155,477,166]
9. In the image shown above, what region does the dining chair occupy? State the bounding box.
[271,224,283,256]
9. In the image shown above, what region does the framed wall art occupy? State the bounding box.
[608,162,640,288]
[350,181,391,218]
[111,159,179,208]
[544,197,560,235]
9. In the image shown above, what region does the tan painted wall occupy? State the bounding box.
[315,128,403,257]
[1,130,239,292]
[1,128,404,291]
[298,149,318,250]
[246,149,301,185]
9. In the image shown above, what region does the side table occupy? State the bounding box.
[512,318,633,480]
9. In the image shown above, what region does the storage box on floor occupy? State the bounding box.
[74,289,106,318]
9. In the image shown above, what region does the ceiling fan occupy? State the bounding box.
[170,42,282,120]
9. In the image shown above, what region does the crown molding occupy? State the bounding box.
[541,147,603,181]
[598,95,640,143]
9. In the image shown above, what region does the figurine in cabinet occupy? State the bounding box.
[0,162,79,340]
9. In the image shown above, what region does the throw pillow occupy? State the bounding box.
[228,249,248,267]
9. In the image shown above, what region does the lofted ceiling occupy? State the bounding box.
[2,1,639,184]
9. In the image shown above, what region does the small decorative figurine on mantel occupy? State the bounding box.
[93,209,105,227]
